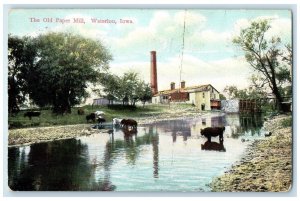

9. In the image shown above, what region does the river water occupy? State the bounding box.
[8,113,266,191]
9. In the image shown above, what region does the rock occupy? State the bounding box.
[265,131,272,137]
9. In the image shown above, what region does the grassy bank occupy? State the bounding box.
[210,114,292,192]
[9,104,197,129]
[8,103,201,146]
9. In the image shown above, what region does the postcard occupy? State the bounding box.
[7,8,293,192]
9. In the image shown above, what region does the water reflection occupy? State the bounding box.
[8,139,116,191]
[8,114,264,191]
[225,114,263,139]
[201,140,226,152]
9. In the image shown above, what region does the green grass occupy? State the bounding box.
[8,104,168,129]
[280,117,292,128]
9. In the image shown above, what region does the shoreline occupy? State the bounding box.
[209,114,292,192]
[8,111,222,147]
[7,112,293,192]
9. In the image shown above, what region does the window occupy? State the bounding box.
[203,93,205,98]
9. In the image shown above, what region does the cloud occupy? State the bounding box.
[109,10,207,61]
[110,54,253,93]
[232,15,291,43]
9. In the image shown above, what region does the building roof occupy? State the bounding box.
[154,84,219,96]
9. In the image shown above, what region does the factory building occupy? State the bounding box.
[150,51,221,111]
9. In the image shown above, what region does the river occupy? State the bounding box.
[8,113,266,191]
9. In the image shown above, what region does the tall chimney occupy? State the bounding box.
[150,51,158,95]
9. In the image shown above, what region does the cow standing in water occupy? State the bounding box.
[97,116,106,126]
[200,126,225,142]
[120,119,138,129]
[113,118,123,127]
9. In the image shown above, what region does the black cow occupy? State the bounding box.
[97,116,106,125]
[24,111,41,120]
[200,126,225,142]
[86,113,96,123]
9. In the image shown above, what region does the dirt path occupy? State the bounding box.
[210,115,292,192]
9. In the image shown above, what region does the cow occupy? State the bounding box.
[77,108,85,115]
[120,119,138,129]
[86,113,96,123]
[94,111,105,118]
[201,140,226,152]
[122,128,138,139]
[200,126,225,142]
[112,118,123,127]
[123,128,137,135]
[97,116,106,125]
[24,111,41,120]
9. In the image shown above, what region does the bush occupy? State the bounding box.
[281,117,292,128]
[107,104,136,111]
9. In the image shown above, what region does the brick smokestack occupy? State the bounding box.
[150,51,158,95]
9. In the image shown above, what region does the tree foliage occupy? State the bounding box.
[100,71,152,106]
[8,35,36,114]
[224,85,267,100]
[8,32,112,114]
[233,19,292,111]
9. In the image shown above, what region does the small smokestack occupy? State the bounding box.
[150,51,158,95]
[170,82,175,90]
[181,81,185,89]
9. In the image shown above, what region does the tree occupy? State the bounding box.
[100,73,121,105]
[233,20,292,111]
[8,35,36,114]
[224,84,267,100]
[20,32,112,114]
[136,81,152,107]
[219,93,226,100]
[223,85,238,99]
[100,71,152,107]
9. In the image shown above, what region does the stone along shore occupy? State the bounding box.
[210,115,292,192]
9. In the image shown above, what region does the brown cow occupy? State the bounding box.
[120,119,138,129]
[77,108,85,115]
[200,126,225,142]
[122,128,137,136]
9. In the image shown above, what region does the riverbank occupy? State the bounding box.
[8,104,199,129]
[8,104,209,146]
[210,114,292,192]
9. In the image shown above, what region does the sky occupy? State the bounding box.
[8,9,292,93]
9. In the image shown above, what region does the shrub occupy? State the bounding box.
[281,117,292,128]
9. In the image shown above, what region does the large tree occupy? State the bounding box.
[19,32,112,114]
[233,20,292,111]
[8,35,36,114]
